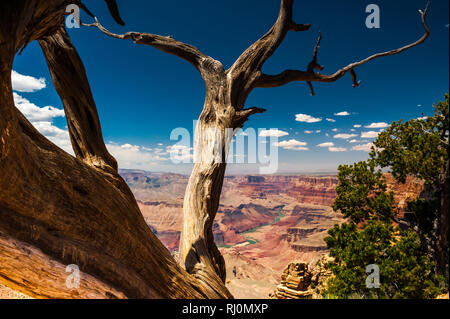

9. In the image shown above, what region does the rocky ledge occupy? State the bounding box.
[271,255,333,299]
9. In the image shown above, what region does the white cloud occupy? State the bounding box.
[315,130,321,133]
[11,70,46,92]
[259,129,289,137]
[106,142,171,168]
[350,129,356,132]
[32,121,73,154]
[332,128,338,132]
[329,147,347,152]
[361,131,380,138]
[353,124,361,128]
[334,111,350,116]
[12,74,178,170]
[167,144,193,161]
[295,113,322,123]
[349,139,359,143]
[13,92,71,154]
[317,142,334,147]
[334,133,357,139]
[365,122,389,129]
[326,118,336,123]
[352,143,373,152]
[304,130,313,134]
[14,93,65,122]
[417,116,428,120]
[276,139,308,151]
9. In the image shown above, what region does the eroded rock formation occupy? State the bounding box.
[272,255,333,299]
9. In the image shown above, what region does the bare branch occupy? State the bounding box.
[307,32,324,72]
[255,3,430,90]
[104,0,125,26]
[307,81,315,96]
[228,0,309,77]
[83,18,215,76]
[39,27,118,173]
[234,107,267,128]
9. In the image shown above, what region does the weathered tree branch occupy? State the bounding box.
[38,27,118,173]
[227,0,310,106]
[229,0,309,77]
[83,18,218,77]
[104,0,125,25]
[255,2,430,90]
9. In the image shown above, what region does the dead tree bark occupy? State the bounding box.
[0,0,231,299]
[87,0,430,285]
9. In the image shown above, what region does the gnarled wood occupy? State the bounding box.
[38,27,118,173]
[87,0,431,287]
[0,0,231,299]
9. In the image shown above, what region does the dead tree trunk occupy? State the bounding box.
[0,0,231,299]
[88,0,430,286]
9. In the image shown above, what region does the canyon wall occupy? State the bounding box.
[120,170,423,298]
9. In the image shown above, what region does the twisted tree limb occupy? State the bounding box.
[39,27,118,173]
[255,2,430,90]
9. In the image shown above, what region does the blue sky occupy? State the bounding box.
[11,0,449,174]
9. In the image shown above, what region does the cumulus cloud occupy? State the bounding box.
[329,147,347,152]
[326,118,336,123]
[334,111,350,116]
[295,113,322,123]
[349,139,359,143]
[13,92,72,153]
[317,142,334,147]
[365,122,389,129]
[334,133,357,139]
[353,124,362,128]
[167,144,193,162]
[32,121,72,153]
[11,70,46,92]
[14,93,65,122]
[352,143,374,152]
[304,130,313,134]
[275,139,308,151]
[259,129,289,137]
[332,128,338,132]
[361,131,381,138]
[106,142,171,169]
